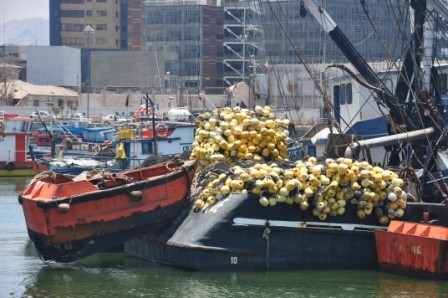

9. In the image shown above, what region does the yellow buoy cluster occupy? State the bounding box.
[190,106,290,170]
[194,157,408,225]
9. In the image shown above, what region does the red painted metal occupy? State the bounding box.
[375,220,448,278]
[19,158,197,262]
[15,134,27,161]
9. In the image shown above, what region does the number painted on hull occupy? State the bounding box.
[230,256,238,265]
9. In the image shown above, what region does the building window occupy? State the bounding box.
[86,10,93,17]
[61,0,84,3]
[96,10,107,17]
[61,10,84,18]
[97,0,107,2]
[75,38,84,45]
[96,24,107,30]
[33,99,39,107]
[58,99,64,107]
[62,37,84,45]
[96,38,108,45]
[62,23,85,31]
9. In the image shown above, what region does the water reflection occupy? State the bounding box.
[5,177,448,298]
[0,176,31,194]
[376,276,442,298]
[23,240,39,258]
[20,255,448,298]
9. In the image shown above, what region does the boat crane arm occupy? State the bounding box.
[300,0,416,130]
[427,0,448,19]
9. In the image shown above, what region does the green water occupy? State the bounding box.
[2,177,448,298]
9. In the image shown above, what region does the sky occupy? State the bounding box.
[3,0,49,22]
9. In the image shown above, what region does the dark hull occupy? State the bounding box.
[125,193,448,271]
[29,199,186,263]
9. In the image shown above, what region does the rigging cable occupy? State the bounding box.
[263,0,350,133]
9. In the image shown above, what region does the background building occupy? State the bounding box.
[49,0,128,84]
[127,0,143,51]
[26,46,81,87]
[49,0,124,49]
[257,0,411,65]
[141,0,224,95]
[0,79,79,112]
[43,0,448,114]
[90,51,165,89]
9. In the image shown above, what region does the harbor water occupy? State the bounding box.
[1,177,448,298]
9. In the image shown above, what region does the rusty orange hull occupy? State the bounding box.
[375,220,448,279]
[19,159,197,262]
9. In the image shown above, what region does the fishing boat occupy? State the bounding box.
[32,155,120,176]
[18,158,197,263]
[124,0,448,272]
[31,119,195,175]
[117,121,195,169]
[0,114,35,176]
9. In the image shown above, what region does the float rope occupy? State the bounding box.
[263,222,271,270]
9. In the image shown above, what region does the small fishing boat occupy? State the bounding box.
[18,158,197,263]
[109,120,195,169]
[375,219,448,279]
[32,155,120,176]
[0,115,35,177]
[31,120,195,175]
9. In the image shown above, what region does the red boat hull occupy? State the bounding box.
[19,159,197,262]
[375,220,448,279]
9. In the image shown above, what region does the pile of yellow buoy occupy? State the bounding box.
[190,106,290,170]
[190,106,408,225]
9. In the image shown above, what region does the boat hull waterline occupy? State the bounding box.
[125,193,448,271]
[19,159,197,262]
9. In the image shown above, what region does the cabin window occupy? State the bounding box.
[346,83,352,104]
[338,83,352,105]
[340,85,346,105]
[141,141,153,155]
